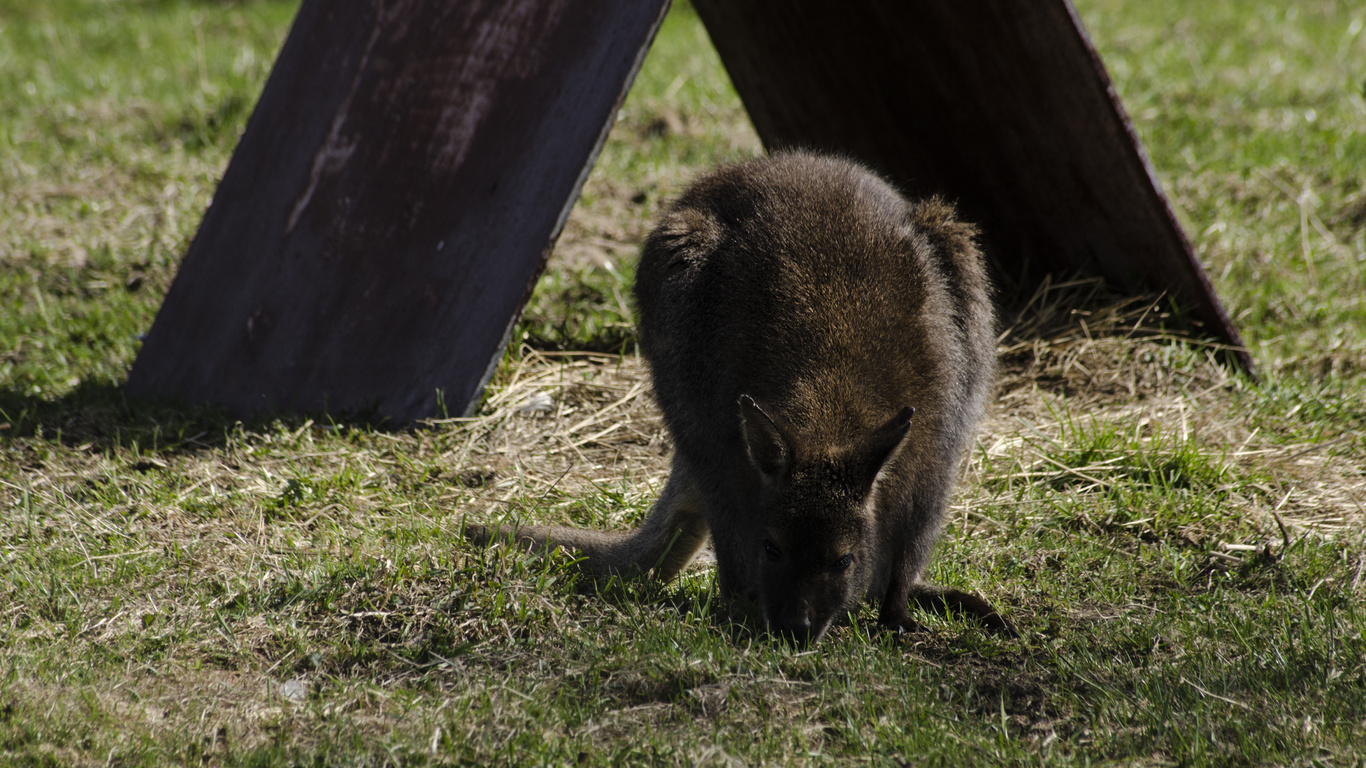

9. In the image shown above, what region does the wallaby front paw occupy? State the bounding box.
[877,607,929,635]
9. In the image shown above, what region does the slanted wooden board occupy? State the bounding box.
[691,0,1252,372]
[127,0,672,421]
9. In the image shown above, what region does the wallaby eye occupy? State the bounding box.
[763,539,783,561]
[831,553,854,573]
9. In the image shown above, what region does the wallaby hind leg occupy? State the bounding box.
[463,459,710,581]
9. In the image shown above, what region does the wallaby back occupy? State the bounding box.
[467,151,1008,644]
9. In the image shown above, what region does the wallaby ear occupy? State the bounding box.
[649,206,723,273]
[857,406,915,480]
[738,395,792,479]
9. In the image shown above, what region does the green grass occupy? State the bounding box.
[0,0,296,402]
[2,0,1365,765]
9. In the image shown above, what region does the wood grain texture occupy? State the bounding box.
[127,0,671,421]
[691,0,1251,370]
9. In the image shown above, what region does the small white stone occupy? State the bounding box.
[517,390,554,415]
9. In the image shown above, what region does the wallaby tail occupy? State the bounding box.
[463,467,709,582]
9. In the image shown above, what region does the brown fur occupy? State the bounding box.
[467,151,1012,643]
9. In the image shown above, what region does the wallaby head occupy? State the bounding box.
[739,394,915,644]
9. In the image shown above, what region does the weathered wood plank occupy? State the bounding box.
[127,0,672,421]
[691,0,1251,370]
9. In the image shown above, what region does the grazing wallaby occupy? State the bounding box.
[468,151,1012,644]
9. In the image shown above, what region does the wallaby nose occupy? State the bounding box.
[782,621,814,646]
[771,603,815,645]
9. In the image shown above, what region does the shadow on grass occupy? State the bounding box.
[0,272,1242,456]
[0,379,403,456]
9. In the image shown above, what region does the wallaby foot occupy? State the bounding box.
[879,583,1018,638]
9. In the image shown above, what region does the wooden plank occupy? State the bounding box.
[691,0,1252,371]
[127,0,672,421]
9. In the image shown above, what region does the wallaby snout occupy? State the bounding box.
[768,599,819,645]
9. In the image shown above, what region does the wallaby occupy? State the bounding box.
[468,151,1012,644]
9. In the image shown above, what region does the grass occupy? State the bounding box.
[2,0,1365,765]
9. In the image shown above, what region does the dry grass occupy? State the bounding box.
[987,277,1364,540]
